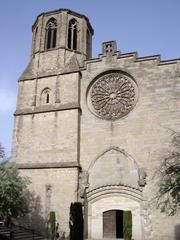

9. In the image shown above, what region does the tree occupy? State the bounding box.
[69,202,84,240]
[0,145,29,225]
[0,143,5,161]
[48,211,56,240]
[157,133,180,215]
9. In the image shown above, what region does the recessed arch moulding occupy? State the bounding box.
[87,194,143,240]
[87,147,146,192]
[79,147,147,240]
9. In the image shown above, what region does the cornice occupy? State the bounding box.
[17,161,81,169]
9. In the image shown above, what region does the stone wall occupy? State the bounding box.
[19,168,78,237]
[11,8,180,239]
[79,50,180,239]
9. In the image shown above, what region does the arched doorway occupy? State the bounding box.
[87,188,143,240]
[103,210,132,239]
[86,148,145,239]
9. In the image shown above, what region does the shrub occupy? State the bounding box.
[48,211,56,240]
[123,211,132,240]
[69,202,83,240]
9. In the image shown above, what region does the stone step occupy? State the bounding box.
[0,225,45,240]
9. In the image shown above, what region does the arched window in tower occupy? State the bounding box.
[68,18,78,51]
[33,27,38,57]
[45,18,57,50]
[86,29,91,59]
[41,88,51,105]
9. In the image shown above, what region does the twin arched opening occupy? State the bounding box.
[44,17,79,51]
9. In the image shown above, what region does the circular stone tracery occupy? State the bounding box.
[88,72,138,120]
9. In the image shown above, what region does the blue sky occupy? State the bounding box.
[0,0,180,156]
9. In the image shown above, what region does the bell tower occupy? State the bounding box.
[29,9,93,77]
[11,9,93,234]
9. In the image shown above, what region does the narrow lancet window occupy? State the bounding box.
[45,18,57,50]
[68,18,78,51]
[46,93,49,104]
[41,88,51,105]
[33,27,38,57]
[86,29,91,58]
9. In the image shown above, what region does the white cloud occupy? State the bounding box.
[0,88,16,113]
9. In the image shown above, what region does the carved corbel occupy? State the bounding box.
[138,168,147,187]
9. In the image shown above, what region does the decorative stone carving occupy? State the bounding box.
[46,185,52,198]
[87,72,138,120]
[45,185,52,217]
[78,171,89,199]
[138,168,147,187]
[102,41,117,55]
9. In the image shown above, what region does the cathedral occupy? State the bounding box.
[11,8,179,240]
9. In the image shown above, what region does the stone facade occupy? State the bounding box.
[11,8,180,240]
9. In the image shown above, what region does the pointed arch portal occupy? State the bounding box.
[86,148,144,239]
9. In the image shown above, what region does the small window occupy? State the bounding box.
[41,88,51,105]
[68,18,78,51]
[46,93,50,104]
[45,18,57,50]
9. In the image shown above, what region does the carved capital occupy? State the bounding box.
[79,171,89,199]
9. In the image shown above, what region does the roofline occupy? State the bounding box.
[32,8,94,34]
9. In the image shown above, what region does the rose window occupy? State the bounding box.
[87,72,138,120]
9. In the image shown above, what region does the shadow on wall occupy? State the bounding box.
[175,224,180,240]
[18,190,46,236]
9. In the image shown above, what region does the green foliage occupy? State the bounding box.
[48,211,56,240]
[158,133,180,215]
[69,202,83,240]
[123,211,132,240]
[0,143,5,161]
[158,157,180,215]
[0,162,29,224]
